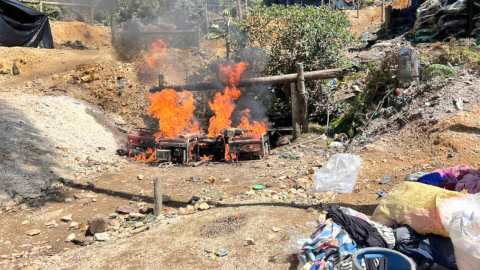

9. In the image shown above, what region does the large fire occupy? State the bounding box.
[148,89,199,139]
[237,109,267,137]
[207,62,248,136]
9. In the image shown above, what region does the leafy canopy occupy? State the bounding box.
[239,4,354,76]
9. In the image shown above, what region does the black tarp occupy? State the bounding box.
[0,0,54,48]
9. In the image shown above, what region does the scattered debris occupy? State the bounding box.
[116,205,135,215]
[272,227,281,232]
[88,215,107,235]
[27,229,41,236]
[252,184,266,190]
[447,150,458,158]
[199,203,210,210]
[12,61,21,75]
[205,176,216,184]
[61,214,73,222]
[65,233,76,242]
[244,238,255,246]
[379,176,391,185]
[137,174,144,180]
[93,232,109,241]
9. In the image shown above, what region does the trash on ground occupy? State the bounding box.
[307,154,362,194]
[379,176,391,184]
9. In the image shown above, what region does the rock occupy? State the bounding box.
[70,222,79,229]
[73,193,98,200]
[93,232,109,241]
[280,184,287,189]
[129,212,146,219]
[308,167,316,174]
[109,220,120,230]
[223,178,230,183]
[61,215,72,222]
[272,227,280,232]
[162,195,171,203]
[1,255,8,259]
[177,208,187,215]
[198,202,210,210]
[137,174,144,180]
[12,62,21,75]
[45,220,58,227]
[307,207,316,213]
[244,238,255,246]
[272,194,279,201]
[27,229,41,236]
[116,205,135,214]
[278,176,287,181]
[65,233,76,242]
[88,215,107,234]
[21,220,29,225]
[134,221,144,228]
[132,225,150,235]
[205,176,216,184]
[79,222,89,232]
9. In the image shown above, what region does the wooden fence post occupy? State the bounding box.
[357,0,360,19]
[39,0,43,12]
[154,179,163,215]
[236,0,242,19]
[296,63,308,133]
[291,82,300,140]
[381,0,384,22]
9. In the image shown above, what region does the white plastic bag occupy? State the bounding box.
[449,209,480,270]
[307,154,362,194]
[438,193,480,231]
[279,230,307,254]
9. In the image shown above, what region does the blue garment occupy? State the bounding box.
[396,225,457,270]
[417,172,445,186]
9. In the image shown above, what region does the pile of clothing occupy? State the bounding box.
[406,165,480,194]
[298,205,457,270]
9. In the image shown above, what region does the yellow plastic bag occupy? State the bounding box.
[371,182,462,237]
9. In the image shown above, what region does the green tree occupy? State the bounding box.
[239,5,354,76]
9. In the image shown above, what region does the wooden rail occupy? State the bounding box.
[19,0,94,24]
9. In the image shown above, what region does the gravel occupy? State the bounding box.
[0,92,125,204]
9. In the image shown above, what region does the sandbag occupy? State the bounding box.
[371,182,462,237]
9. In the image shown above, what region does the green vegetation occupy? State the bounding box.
[424,64,456,80]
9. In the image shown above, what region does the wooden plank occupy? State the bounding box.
[154,179,163,215]
[151,67,354,92]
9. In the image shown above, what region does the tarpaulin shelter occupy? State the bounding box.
[0,0,54,48]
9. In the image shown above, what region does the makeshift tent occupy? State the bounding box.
[0,0,54,48]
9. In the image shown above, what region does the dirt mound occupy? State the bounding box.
[51,21,111,48]
[0,92,125,205]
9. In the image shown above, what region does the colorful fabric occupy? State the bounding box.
[455,169,480,194]
[417,171,458,190]
[299,218,358,270]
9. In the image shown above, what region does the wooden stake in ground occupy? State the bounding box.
[296,63,308,133]
[291,82,300,140]
[154,179,163,215]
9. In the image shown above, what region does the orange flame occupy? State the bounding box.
[207,62,248,136]
[200,155,214,161]
[225,143,237,162]
[237,109,267,137]
[148,89,200,139]
[130,148,155,162]
[146,39,167,68]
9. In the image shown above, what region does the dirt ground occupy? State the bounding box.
[0,14,479,270]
